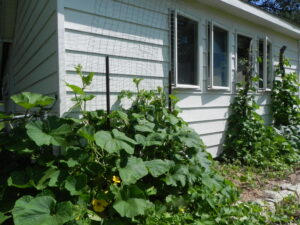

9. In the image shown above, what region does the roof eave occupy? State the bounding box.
[197,0,300,40]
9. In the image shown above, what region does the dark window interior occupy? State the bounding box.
[258,39,264,88]
[237,34,252,84]
[177,15,198,85]
[0,42,11,100]
[213,26,228,87]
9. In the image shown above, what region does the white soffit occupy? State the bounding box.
[197,0,300,39]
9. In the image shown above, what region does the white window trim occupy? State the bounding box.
[257,36,273,91]
[171,10,200,89]
[208,21,231,90]
[235,31,255,91]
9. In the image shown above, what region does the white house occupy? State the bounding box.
[1,0,300,156]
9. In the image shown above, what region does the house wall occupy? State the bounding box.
[5,0,59,112]
[60,0,300,157]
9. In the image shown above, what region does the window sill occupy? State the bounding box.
[208,86,230,91]
[173,84,200,90]
[257,88,272,93]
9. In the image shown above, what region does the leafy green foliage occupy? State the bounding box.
[246,0,300,25]
[222,72,299,168]
[276,125,300,150]
[271,58,300,127]
[0,66,273,224]
[268,195,300,224]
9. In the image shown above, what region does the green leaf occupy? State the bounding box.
[94,130,135,154]
[11,92,54,109]
[12,196,75,225]
[167,114,179,125]
[64,174,87,196]
[94,131,112,149]
[0,212,10,224]
[82,72,94,86]
[26,119,71,146]
[144,160,173,177]
[178,131,203,148]
[81,94,95,101]
[113,198,153,218]
[78,125,95,141]
[0,122,4,131]
[165,165,189,187]
[112,129,136,145]
[34,168,58,190]
[7,171,33,189]
[134,120,155,133]
[118,157,148,185]
[66,83,84,95]
[26,121,51,146]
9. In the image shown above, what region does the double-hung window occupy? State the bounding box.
[258,37,273,90]
[207,23,230,89]
[171,11,198,87]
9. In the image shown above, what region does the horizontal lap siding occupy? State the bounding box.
[62,0,299,157]
[7,0,59,112]
[63,0,170,112]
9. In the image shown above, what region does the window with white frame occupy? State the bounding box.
[207,23,230,88]
[258,37,273,89]
[170,11,198,86]
[236,34,253,85]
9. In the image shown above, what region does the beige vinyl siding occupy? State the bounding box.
[61,0,300,157]
[6,0,59,112]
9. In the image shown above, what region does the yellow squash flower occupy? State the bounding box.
[112,175,121,184]
[92,199,109,213]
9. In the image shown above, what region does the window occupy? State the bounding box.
[207,23,229,88]
[258,37,273,90]
[258,39,264,88]
[171,11,198,87]
[0,42,11,100]
[236,34,253,85]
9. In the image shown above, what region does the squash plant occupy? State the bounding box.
[0,67,269,225]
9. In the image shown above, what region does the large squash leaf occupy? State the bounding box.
[144,159,174,177]
[12,196,75,225]
[113,198,153,218]
[94,129,136,154]
[118,157,148,185]
[11,92,54,109]
[26,118,72,146]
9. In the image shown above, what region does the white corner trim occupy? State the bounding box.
[57,0,66,116]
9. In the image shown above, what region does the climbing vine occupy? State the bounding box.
[222,51,299,168]
[271,46,300,127]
